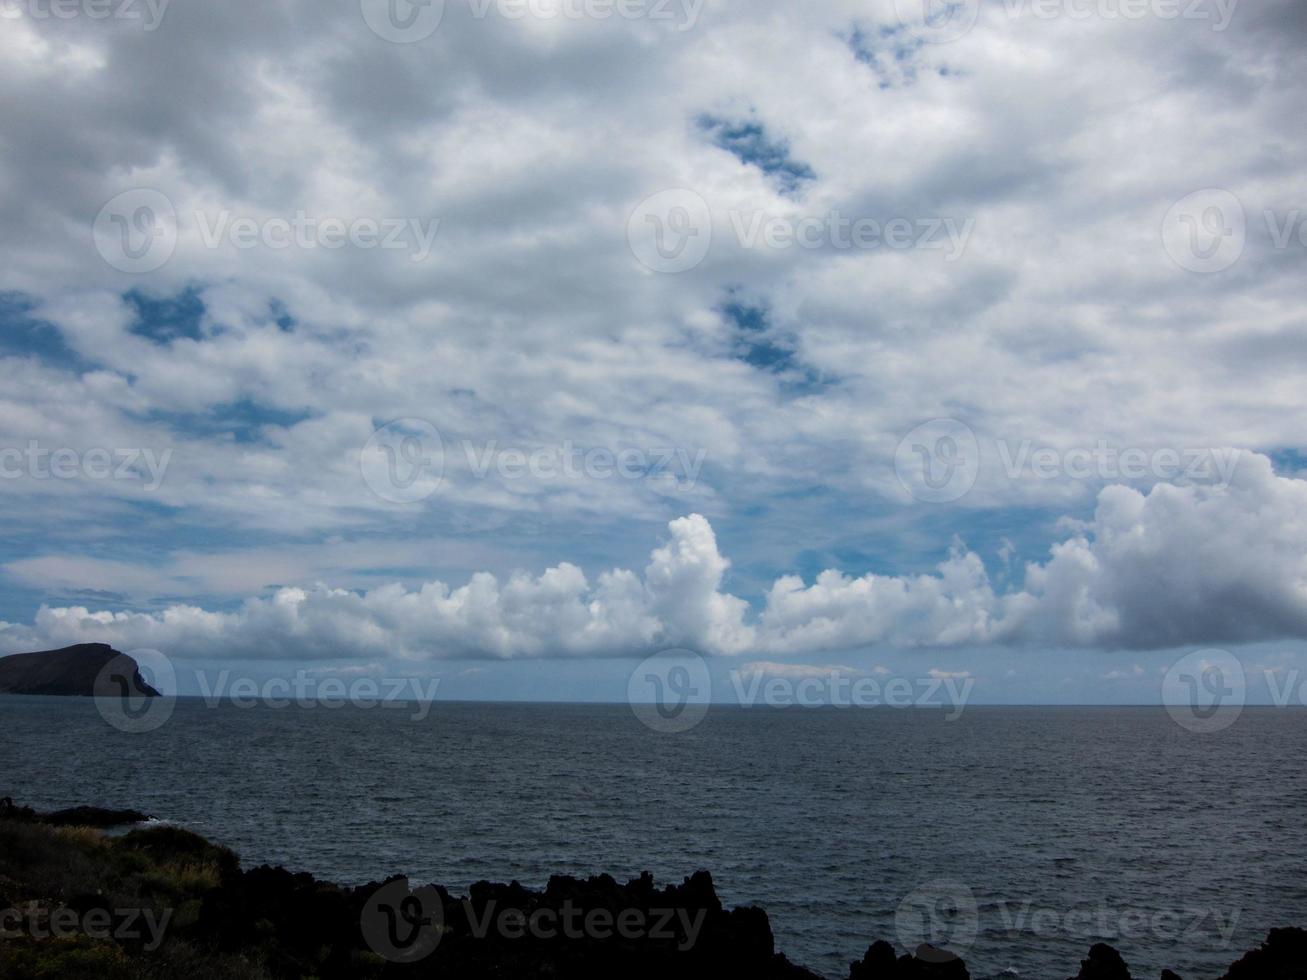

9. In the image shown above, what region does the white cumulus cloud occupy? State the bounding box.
[9,455,1307,660]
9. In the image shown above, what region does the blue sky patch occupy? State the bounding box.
[0,292,85,369]
[138,399,313,445]
[698,115,816,196]
[125,287,207,344]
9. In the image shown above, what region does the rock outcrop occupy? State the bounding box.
[0,801,1302,980]
[1218,928,1307,980]
[0,643,159,698]
[1068,942,1133,979]
[0,797,152,827]
[849,939,971,978]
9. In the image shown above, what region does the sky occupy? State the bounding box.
[1,0,1306,704]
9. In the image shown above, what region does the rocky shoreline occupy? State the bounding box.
[0,800,1302,979]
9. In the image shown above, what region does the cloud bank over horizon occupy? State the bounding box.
[5,452,1306,661]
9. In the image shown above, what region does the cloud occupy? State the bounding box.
[10,455,1307,660]
[10,515,750,660]
[1100,665,1144,681]
[928,669,973,680]
[1012,454,1307,649]
[737,661,863,680]
[3,0,1307,542]
[2,0,1306,679]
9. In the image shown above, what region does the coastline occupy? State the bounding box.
[1,800,1303,980]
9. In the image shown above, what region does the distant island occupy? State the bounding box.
[0,643,159,698]
[0,799,1302,979]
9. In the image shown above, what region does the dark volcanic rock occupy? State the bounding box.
[193,863,820,979]
[43,804,152,828]
[1069,942,1133,979]
[0,642,159,697]
[2,800,1303,980]
[1219,927,1307,979]
[850,939,971,978]
[0,797,151,827]
[850,939,901,977]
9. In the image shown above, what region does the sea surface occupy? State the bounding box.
[2,698,1304,979]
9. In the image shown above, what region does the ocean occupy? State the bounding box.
[3,697,1304,978]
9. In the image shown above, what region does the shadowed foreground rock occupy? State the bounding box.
[1068,942,1134,979]
[0,803,812,980]
[200,864,817,979]
[1219,928,1307,979]
[1057,931,1307,980]
[849,939,970,978]
[0,802,1303,980]
[0,798,152,828]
